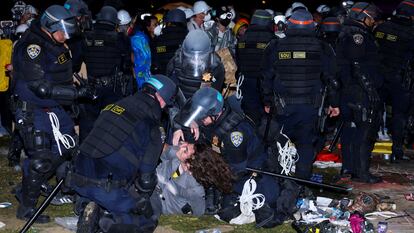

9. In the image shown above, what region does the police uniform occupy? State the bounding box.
[12,20,77,220]
[72,92,164,232]
[236,24,275,124]
[166,48,225,99]
[262,12,339,179]
[152,25,188,75]
[374,15,414,161]
[210,100,281,228]
[336,18,383,182]
[80,21,132,142]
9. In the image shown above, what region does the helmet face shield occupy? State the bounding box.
[182,49,210,77]
[175,99,208,127]
[49,17,77,39]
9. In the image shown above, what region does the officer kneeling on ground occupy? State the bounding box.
[69,75,178,233]
[175,88,289,228]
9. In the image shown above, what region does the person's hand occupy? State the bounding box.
[264,106,271,114]
[328,106,340,117]
[173,129,184,146]
[190,122,199,141]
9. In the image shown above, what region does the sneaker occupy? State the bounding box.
[51,194,73,206]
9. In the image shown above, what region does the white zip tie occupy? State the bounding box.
[238,178,265,217]
[48,112,76,156]
[236,74,244,100]
[277,127,299,176]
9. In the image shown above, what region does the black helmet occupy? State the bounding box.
[40,5,77,39]
[348,2,379,21]
[165,9,187,24]
[175,87,224,127]
[64,0,89,17]
[251,9,273,26]
[143,75,177,106]
[287,9,315,30]
[96,6,120,26]
[320,17,341,32]
[396,0,414,18]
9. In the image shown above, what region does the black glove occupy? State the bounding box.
[77,85,95,100]
[133,195,153,218]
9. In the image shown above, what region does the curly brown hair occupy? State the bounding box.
[187,144,234,194]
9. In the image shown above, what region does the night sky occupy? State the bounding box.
[1,0,400,21]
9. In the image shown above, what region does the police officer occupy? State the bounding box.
[175,88,283,228]
[80,5,133,142]
[166,29,225,99]
[152,9,188,75]
[262,9,340,179]
[236,9,275,125]
[374,0,414,162]
[336,2,382,183]
[318,17,342,49]
[72,75,178,233]
[11,5,86,222]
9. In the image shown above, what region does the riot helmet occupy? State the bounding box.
[143,75,178,107]
[175,87,224,127]
[40,5,78,40]
[96,6,120,26]
[181,30,212,77]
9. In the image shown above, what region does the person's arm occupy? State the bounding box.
[261,39,278,112]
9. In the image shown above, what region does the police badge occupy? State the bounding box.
[353,34,364,45]
[230,131,243,147]
[27,44,41,59]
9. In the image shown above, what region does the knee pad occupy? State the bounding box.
[135,172,157,193]
[30,156,53,174]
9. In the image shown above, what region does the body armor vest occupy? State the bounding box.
[153,26,187,75]
[273,35,323,97]
[13,25,73,85]
[80,92,160,160]
[237,25,275,80]
[374,17,414,76]
[84,27,122,78]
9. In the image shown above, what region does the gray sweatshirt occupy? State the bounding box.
[153,146,205,216]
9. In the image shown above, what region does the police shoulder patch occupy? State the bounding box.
[352,34,364,45]
[230,131,243,147]
[27,44,41,59]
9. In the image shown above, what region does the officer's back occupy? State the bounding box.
[84,6,130,78]
[152,9,188,75]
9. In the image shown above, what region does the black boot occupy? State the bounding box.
[352,146,382,184]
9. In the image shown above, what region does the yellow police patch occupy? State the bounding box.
[57,53,68,64]
[375,31,385,39]
[293,51,306,59]
[386,34,397,42]
[156,46,166,53]
[278,52,291,59]
[256,43,267,49]
[238,42,245,49]
[111,105,125,115]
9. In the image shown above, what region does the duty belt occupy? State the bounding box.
[90,76,113,87]
[68,171,128,192]
[283,95,321,106]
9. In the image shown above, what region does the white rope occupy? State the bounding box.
[238,178,265,217]
[48,112,76,156]
[277,127,299,176]
[236,74,244,100]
